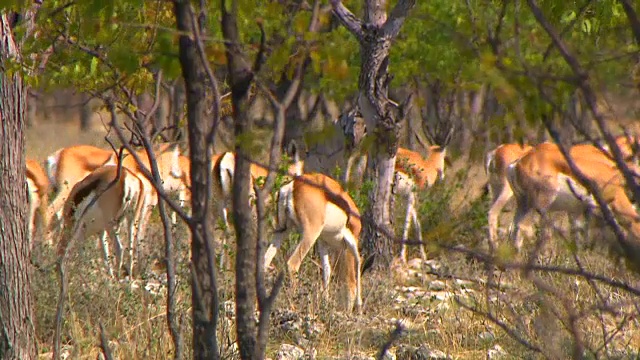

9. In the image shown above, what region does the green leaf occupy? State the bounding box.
[90,57,98,75]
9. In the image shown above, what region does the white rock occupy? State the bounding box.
[487,344,507,359]
[275,344,305,360]
[428,280,446,291]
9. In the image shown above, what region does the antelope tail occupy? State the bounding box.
[484,149,496,176]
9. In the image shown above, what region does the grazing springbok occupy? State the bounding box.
[57,164,151,277]
[264,172,363,312]
[44,143,175,244]
[484,143,534,246]
[102,144,189,275]
[45,145,113,243]
[507,142,640,253]
[26,159,50,249]
[57,144,184,277]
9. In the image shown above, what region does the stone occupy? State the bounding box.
[275,344,305,360]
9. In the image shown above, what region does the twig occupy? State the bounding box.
[99,322,114,360]
[376,321,406,360]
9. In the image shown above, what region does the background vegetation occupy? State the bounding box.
[1,0,639,358]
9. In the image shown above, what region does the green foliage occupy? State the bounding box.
[348,179,375,213]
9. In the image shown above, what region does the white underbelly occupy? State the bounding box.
[319,202,349,248]
[549,174,594,213]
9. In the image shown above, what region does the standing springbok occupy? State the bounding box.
[26,159,50,249]
[485,143,534,246]
[264,172,363,312]
[336,106,453,262]
[507,142,640,253]
[394,144,451,263]
[486,133,640,248]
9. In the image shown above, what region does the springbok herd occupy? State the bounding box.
[23,128,640,313]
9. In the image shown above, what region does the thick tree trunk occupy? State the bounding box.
[331,0,416,269]
[173,3,219,359]
[358,38,400,269]
[0,12,37,360]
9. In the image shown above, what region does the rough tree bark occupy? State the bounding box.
[173,2,220,359]
[221,0,266,358]
[0,11,37,360]
[331,0,416,269]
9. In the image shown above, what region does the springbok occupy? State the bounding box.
[336,107,454,262]
[57,164,151,277]
[486,134,640,248]
[26,159,50,249]
[212,142,304,267]
[507,142,640,253]
[485,143,534,246]
[394,146,451,263]
[213,141,304,268]
[45,145,113,243]
[101,144,189,275]
[57,145,184,277]
[264,172,362,312]
[44,143,175,244]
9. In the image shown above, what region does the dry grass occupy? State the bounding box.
[27,120,640,359]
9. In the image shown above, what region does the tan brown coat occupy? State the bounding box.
[507,142,640,253]
[264,173,362,312]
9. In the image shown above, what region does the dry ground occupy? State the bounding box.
[27,120,640,359]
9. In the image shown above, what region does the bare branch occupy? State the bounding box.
[383,0,417,39]
[186,5,222,149]
[376,321,406,360]
[330,0,365,42]
[252,20,267,75]
[308,0,322,32]
[98,323,114,360]
[108,101,192,223]
[618,0,640,46]
[455,299,543,354]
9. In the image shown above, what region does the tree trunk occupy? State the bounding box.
[358,40,400,269]
[171,78,186,140]
[26,89,37,127]
[173,3,219,359]
[331,0,416,269]
[79,93,93,132]
[221,1,264,358]
[0,12,37,360]
[137,92,156,139]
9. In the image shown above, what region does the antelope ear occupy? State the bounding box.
[104,152,119,166]
[287,140,299,159]
[170,145,183,178]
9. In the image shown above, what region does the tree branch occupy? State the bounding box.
[383,0,417,39]
[330,0,365,42]
[618,0,640,46]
